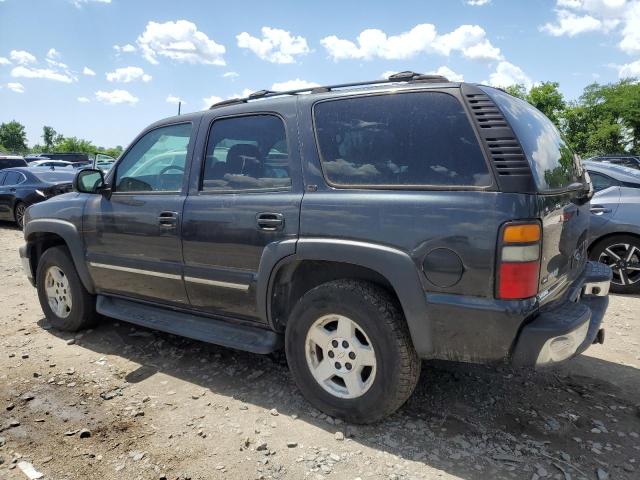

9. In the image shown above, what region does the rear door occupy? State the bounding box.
[182,107,303,322]
[0,171,24,219]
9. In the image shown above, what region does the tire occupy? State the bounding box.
[14,202,26,229]
[590,234,640,294]
[285,279,420,424]
[36,246,99,331]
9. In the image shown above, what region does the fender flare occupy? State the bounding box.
[24,219,95,294]
[262,237,433,357]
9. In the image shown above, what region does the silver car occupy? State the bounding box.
[584,161,640,293]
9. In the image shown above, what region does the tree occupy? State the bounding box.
[0,120,28,153]
[504,84,527,100]
[527,82,565,125]
[42,126,57,150]
[53,136,96,154]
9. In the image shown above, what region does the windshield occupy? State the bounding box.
[481,86,581,191]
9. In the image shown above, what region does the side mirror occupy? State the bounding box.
[74,168,109,196]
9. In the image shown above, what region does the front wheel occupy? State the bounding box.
[590,234,640,294]
[36,246,99,331]
[285,280,420,424]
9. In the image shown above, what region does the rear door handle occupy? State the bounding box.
[256,212,284,231]
[9,188,16,192]
[158,211,179,228]
[590,205,611,215]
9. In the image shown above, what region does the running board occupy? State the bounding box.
[96,295,283,354]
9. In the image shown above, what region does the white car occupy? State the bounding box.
[27,159,75,169]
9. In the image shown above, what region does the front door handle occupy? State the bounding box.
[158,211,179,229]
[590,205,611,215]
[9,188,16,192]
[256,212,284,231]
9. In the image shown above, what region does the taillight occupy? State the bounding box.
[497,222,541,300]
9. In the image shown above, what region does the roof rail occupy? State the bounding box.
[209,71,451,109]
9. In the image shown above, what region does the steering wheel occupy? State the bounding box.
[158,165,185,190]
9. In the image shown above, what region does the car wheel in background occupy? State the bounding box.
[285,279,420,424]
[36,246,99,331]
[590,234,640,294]
[14,202,26,229]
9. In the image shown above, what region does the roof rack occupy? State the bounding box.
[209,71,451,109]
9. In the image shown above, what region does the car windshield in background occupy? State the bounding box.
[32,170,76,182]
[313,91,491,188]
[481,86,580,191]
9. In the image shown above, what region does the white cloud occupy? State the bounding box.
[618,59,640,77]
[203,95,223,108]
[0,57,10,66]
[83,66,96,76]
[466,0,491,5]
[114,43,136,53]
[7,82,25,93]
[45,58,68,69]
[166,94,185,105]
[223,71,239,78]
[428,66,464,81]
[541,1,640,54]
[106,66,152,83]
[95,89,139,105]
[10,50,36,65]
[137,20,226,65]
[11,65,74,83]
[72,0,111,6]
[321,23,502,62]
[237,27,309,64]
[487,61,533,88]
[46,48,60,59]
[271,79,320,91]
[77,96,91,103]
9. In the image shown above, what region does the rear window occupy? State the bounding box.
[313,92,491,188]
[481,87,580,190]
[0,158,28,169]
[33,171,75,183]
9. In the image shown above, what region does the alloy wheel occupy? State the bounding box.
[598,242,640,286]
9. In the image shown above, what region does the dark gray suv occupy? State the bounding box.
[19,72,612,423]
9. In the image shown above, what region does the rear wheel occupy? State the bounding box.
[285,279,420,423]
[14,202,26,229]
[36,246,99,331]
[590,235,640,294]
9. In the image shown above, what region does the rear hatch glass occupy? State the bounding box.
[481,87,589,297]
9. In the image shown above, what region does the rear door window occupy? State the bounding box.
[313,92,491,188]
[481,87,580,191]
[4,172,25,185]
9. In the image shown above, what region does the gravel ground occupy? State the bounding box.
[0,224,639,480]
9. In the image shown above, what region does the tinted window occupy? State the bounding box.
[313,92,490,187]
[482,87,580,190]
[4,172,25,185]
[202,115,291,191]
[0,158,27,169]
[116,123,192,193]
[589,172,618,192]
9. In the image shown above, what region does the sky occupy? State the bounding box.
[0,0,639,148]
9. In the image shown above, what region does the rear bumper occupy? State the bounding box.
[511,261,612,367]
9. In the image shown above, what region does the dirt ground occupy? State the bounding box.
[0,225,638,480]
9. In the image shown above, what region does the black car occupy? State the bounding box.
[0,167,75,228]
[20,72,611,423]
[0,154,28,170]
[587,155,640,170]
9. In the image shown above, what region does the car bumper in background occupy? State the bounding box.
[511,261,612,367]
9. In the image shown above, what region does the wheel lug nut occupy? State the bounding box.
[348,352,356,360]
[334,362,341,369]
[331,340,338,348]
[342,340,349,348]
[345,363,352,370]
[328,351,334,358]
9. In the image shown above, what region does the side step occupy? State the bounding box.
[96,295,283,354]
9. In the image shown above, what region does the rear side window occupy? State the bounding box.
[313,92,491,188]
[202,115,291,192]
[4,171,25,185]
[0,159,27,169]
[482,87,580,190]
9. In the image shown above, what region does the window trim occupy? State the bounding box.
[111,121,194,196]
[311,90,495,191]
[198,111,293,195]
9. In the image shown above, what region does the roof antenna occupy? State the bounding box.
[178,101,182,116]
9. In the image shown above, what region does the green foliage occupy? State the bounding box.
[0,120,28,153]
[42,126,57,150]
[504,84,528,100]
[527,82,565,125]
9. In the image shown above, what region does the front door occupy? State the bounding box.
[83,121,196,305]
[182,111,302,322]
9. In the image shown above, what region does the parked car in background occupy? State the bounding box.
[28,159,75,169]
[29,152,92,168]
[0,154,28,170]
[0,167,75,228]
[20,73,611,423]
[93,153,117,173]
[587,155,640,170]
[583,161,640,293]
